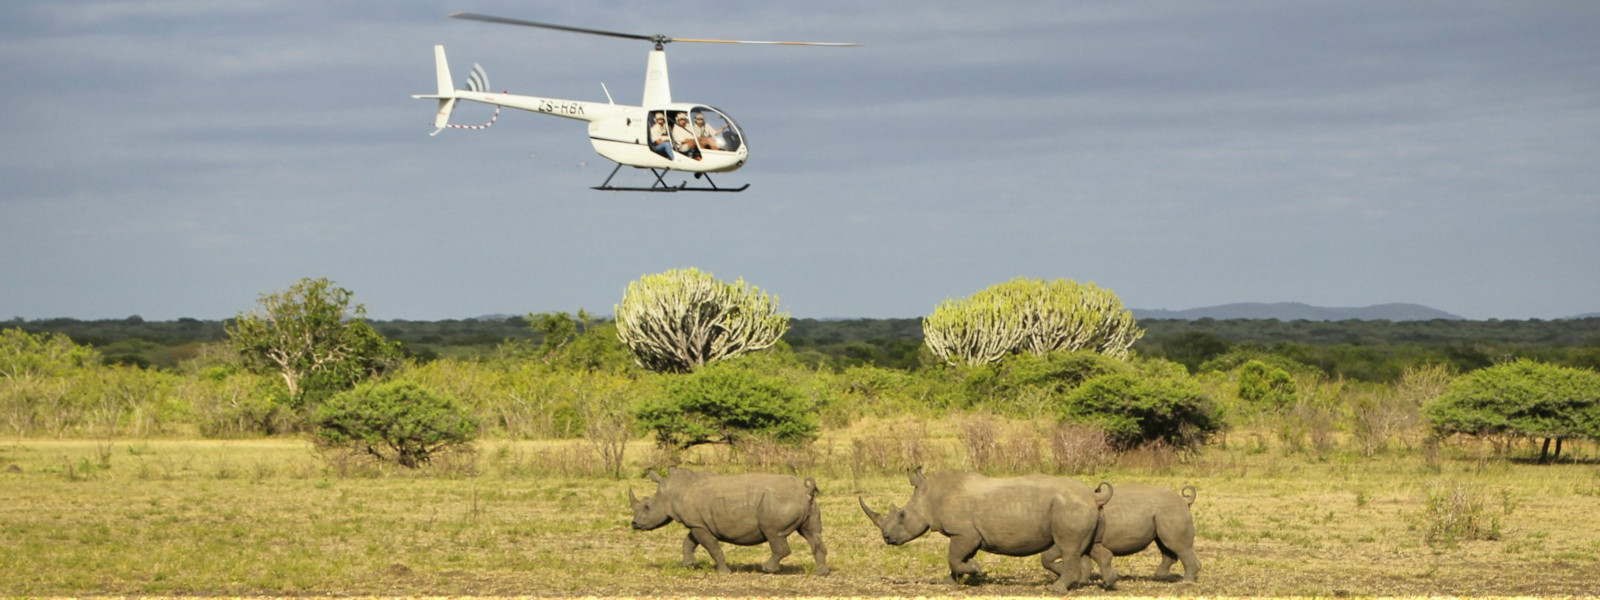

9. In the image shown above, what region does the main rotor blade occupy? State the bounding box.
[448,12,656,42]
[672,38,861,47]
[448,12,860,47]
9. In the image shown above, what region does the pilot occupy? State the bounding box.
[690,111,723,151]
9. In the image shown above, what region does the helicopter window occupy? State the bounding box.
[690,108,740,152]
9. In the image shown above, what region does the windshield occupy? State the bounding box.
[689,107,742,152]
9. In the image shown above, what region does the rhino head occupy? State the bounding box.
[629,470,674,531]
[859,467,933,545]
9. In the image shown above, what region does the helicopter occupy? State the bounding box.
[413,13,858,192]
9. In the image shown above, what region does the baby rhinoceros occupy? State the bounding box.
[1082,483,1201,588]
[629,467,829,575]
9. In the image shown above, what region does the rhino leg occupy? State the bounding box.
[1089,543,1119,590]
[688,527,731,573]
[1042,546,1094,593]
[800,502,830,576]
[944,536,982,584]
[681,533,699,568]
[1155,549,1179,581]
[1154,537,1201,583]
[761,533,791,573]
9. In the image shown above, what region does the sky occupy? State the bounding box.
[3,1,1598,321]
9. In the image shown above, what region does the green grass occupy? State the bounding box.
[1,429,1597,597]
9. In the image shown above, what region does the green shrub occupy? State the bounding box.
[636,356,818,448]
[1237,359,1298,411]
[961,350,1131,414]
[1059,372,1222,451]
[312,381,478,468]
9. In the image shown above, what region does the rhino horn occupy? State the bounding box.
[628,487,640,507]
[858,496,884,525]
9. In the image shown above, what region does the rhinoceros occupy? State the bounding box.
[1079,483,1200,588]
[859,468,1114,592]
[629,467,829,575]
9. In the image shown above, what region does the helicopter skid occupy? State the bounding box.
[593,165,748,193]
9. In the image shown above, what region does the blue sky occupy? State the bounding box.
[3,1,1597,320]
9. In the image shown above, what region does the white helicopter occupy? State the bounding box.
[414,13,858,192]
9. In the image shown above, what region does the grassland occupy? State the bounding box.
[2,426,1598,598]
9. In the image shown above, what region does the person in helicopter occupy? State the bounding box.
[689,110,724,151]
[671,112,703,160]
[649,111,674,159]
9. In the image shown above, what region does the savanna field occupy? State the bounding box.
[3,423,1598,599]
[6,298,1600,599]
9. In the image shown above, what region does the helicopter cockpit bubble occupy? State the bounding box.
[690,106,742,153]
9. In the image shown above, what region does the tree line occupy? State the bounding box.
[5,273,1598,469]
[9,315,1599,377]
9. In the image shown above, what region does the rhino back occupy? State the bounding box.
[671,473,813,545]
[928,474,1093,556]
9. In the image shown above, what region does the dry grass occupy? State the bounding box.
[1,426,1598,598]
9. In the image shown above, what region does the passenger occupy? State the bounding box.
[649,112,674,159]
[671,113,703,160]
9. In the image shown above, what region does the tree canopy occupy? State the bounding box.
[923,277,1143,366]
[1424,358,1600,461]
[227,277,401,412]
[613,268,789,373]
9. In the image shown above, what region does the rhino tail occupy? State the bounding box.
[1093,481,1114,508]
[804,476,819,497]
[1181,484,1197,507]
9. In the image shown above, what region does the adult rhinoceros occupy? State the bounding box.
[1081,483,1200,588]
[630,467,829,575]
[859,468,1113,592]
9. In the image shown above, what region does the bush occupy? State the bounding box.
[1059,372,1222,451]
[636,356,818,448]
[1237,359,1298,411]
[312,381,478,468]
[1419,480,1508,546]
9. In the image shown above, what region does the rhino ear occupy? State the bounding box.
[647,470,665,484]
[908,466,926,488]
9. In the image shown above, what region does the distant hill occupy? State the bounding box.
[1131,302,1463,322]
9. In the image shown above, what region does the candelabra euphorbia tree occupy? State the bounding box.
[614,268,789,373]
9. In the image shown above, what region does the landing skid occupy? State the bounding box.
[593,164,749,193]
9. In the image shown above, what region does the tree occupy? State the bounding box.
[226,278,402,412]
[922,293,1026,367]
[614,268,789,373]
[524,310,633,372]
[1424,359,1600,462]
[923,277,1143,366]
[312,381,477,468]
